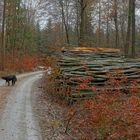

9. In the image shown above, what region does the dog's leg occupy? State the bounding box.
[12,80,14,85]
[8,81,10,86]
[5,80,8,85]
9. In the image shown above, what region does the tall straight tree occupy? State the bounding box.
[1,0,6,70]
[124,0,131,57]
[98,0,101,47]
[113,0,119,48]
[124,0,136,57]
[75,0,80,44]
[79,0,87,46]
[131,0,135,57]
[78,0,92,46]
[59,0,70,44]
[106,0,110,46]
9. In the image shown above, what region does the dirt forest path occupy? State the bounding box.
[0,71,43,140]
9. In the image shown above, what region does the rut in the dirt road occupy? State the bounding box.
[0,73,42,140]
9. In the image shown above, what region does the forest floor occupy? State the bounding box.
[32,80,71,140]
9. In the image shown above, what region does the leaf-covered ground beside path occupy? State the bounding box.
[32,80,72,140]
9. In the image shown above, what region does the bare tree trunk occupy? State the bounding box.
[98,0,101,47]
[1,0,6,70]
[120,2,126,50]
[79,0,86,46]
[131,0,135,57]
[106,0,109,47]
[75,1,80,44]
[59,0,70,44]
[12,1,17,71]
[120,21,125,49]
[124,0,131,57]
[114,0,119,48]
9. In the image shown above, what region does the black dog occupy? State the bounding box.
[1,75,17,86]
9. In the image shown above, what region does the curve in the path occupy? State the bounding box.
[0,71,44,86]
[0,73,42,140]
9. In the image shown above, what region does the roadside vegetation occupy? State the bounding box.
[42,50,140,139]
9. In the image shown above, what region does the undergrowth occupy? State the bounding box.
[42,57,140,139]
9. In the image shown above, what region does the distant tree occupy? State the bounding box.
[59,0,70,44]
[112,0,119,48]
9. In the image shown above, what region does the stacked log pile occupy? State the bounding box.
[58,47,140,100]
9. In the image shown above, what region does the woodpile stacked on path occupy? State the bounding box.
[59,47,140,99]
